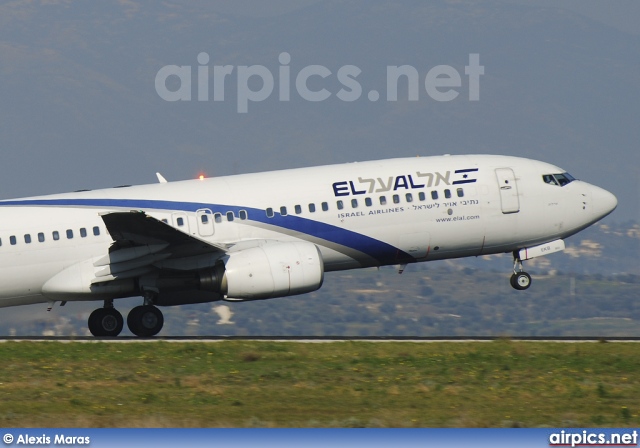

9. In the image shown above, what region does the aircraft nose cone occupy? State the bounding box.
[590,185,617,219]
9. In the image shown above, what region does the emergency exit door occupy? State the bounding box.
[196,209,214,236]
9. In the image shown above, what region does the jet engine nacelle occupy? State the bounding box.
[221,241,324,300]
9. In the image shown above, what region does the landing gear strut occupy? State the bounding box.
[510,253,531,290]
[127,291,164,337]
[88,300,124,337]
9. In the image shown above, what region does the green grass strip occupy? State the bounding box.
[0,340,638,427]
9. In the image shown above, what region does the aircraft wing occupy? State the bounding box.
[101,210,228,255]
[92,211,228,283]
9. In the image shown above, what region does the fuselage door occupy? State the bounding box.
[495,168,520,214]
[172,212,190,234]
[196,209,214,237]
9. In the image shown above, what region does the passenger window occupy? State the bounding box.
[419,192,426,201]
[38,232,45,243]
[431,191,438,200]
[337,200,344,210]
[239,210,248,220]
[10,236,16,245]
[280,206,287,216]
[365,197,372,207]
[444,189,451,199]
[309,203,316,213]
[321,202,329,212]
[456,188,464,198]
[67,229,74,239]
[406,193,413,203]
[214,213,223,223]
[393,194,400,204]
[53,231,60,241]
[351,199,358,208]
[176,217,184,227]
[93,227,100,236]
[80,228,87,238]
[24,234,31,244]
[266,208,274,218]
[295,205,302,214]
[226,211,234,222]
[380,196,387,205]
[201,214,209,224]
[0,238,2,247]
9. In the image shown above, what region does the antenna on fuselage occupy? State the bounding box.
[156,173,168,184]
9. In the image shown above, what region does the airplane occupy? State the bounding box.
[0,154,617,337]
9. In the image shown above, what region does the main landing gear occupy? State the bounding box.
[127,304,164,337]
[510,253,531,291]
[88,301,123,337]
[88,295,164,337]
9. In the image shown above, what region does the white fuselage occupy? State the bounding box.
[0,155,617,309]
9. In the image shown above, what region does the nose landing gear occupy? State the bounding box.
[510,254,531,290]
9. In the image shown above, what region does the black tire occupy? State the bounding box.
[128,305,164,337]
[88,308,106,337]
[513,272,532,290]
[509,273,518,290]
[127,306,143,335]
[88,308,123,337]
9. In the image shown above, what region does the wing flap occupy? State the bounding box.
[93,243,169,267]
[94,211,228,283]
[94,253,172,278]
[90,267,155,284]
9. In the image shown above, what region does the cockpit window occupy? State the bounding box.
[542,172,575,187]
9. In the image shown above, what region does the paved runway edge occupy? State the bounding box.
[1,336,639,342]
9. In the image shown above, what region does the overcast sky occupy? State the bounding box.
[0,0,638,220]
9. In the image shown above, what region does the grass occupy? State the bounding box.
[0,340,639,427]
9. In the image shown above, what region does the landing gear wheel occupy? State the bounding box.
[510,252,532,291]
[88,308,124,337]
[510,272,532,290]
[127,305,164,337]
[509,273,518,289]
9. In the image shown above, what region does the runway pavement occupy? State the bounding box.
[1,336,639,342]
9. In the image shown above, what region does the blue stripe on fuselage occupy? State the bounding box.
[0,198,412,264]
